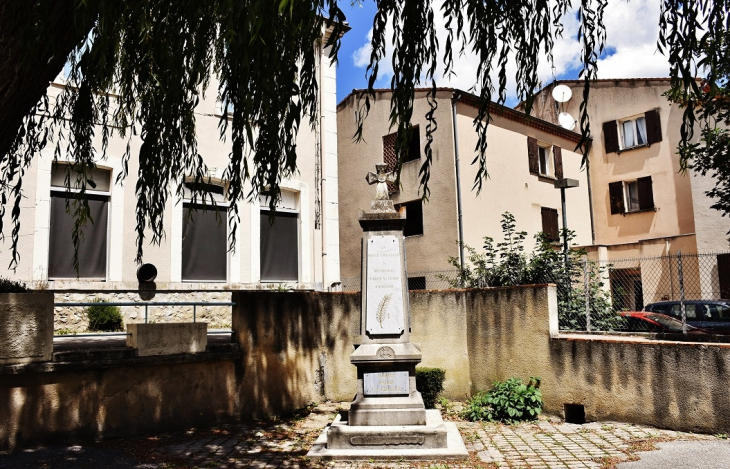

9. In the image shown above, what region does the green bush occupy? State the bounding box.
[462,377,543,424]
[0,277,27,293]
[416,367,446,409]
[85,299,124,332]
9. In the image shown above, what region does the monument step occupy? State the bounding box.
[307,410,468,460]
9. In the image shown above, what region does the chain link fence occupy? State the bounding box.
[560,251,730,335]
[342,252,730,337]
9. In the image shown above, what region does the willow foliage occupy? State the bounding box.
[0,0,727,268]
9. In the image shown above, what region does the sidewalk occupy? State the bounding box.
[0,402,724,468]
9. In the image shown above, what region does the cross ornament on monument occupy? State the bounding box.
[365,163,398,212]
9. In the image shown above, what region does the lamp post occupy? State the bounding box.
[553,178,580,265]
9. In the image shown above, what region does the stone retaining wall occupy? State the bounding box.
[53,291,233,332]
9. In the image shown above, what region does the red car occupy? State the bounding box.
[619,311,705,334]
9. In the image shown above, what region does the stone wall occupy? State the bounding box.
[53,291,233,332]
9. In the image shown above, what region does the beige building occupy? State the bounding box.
[337,88,593,288]
[527,78,730,304]
[0,35,342,293]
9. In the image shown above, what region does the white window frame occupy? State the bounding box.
[623,180,641,213]
[619,115,647,150]
[537,145,553,178]
[181,178,230,283]
[48,163,112,280]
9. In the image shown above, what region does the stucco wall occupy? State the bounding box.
[233,288,730,434]
[0,358,242,450]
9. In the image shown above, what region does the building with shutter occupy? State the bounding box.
[0,29,343,294]
[336,88,594,289]
[525,78,730,304]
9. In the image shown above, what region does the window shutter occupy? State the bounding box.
[541,207,559,241]
[637,176,654,210]
[645,109,662,145]
[609,181,625,215]
[382,132,399,193]
[527,137,539,174]
[603,120,619,153]
[553,145,564,179]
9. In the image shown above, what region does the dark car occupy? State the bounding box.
[619,311,704,333]
[643,300,730,334]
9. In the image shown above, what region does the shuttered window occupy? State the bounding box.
[260,211,299,281]
[48,163,111,279]
[603,109,662,154]
[540,207,559,242]
[609,177,654,214]
[182,204,228,281]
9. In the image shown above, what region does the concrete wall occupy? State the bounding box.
[232,288,730,434]
[0,358,242,450]
[0,41,340,292]
[0,292,54,364]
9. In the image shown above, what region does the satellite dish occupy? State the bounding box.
[552,84,573,103]
[558,112,576,131]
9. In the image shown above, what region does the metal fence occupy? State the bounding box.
[560,251,730,335]
[342,252,730,337]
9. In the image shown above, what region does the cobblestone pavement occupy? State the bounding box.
[1,402,719,469]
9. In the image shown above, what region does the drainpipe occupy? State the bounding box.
[451,92,465,268]
[319,38,328,290]
[585,153,596,245]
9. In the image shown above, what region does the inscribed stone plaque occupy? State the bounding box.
[365,235,405,335]
[363,371,409,396]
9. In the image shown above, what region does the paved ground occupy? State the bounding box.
[0,402,725,469]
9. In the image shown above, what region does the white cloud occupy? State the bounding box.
[351,0,669,100]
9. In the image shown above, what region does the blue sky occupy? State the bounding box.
[334,1,669,106]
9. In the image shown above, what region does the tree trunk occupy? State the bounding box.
[0,2,95,159]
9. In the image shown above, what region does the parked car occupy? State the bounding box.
[619,311,704,333]
[643,300,730,334]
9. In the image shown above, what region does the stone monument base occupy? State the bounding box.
[307,410,468,460]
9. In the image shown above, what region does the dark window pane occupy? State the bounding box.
[49,193,108,278]
[182,204,227,281]
[405,126,420,162]
[395,200,423,237]
[260,211,299,281]
[408,276,426,290]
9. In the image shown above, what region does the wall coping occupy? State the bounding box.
[556,332,730,348]
[0,348,241,376]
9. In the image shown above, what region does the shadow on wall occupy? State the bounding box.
[232,291,361,418]
[0,360,241,451]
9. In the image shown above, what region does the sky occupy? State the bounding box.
[335,1,670,106]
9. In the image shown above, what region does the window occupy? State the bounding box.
[260,192,299,282]
[620,116,647,149]
[718,253,730,298]
[610,268,643,311]
[48,163,111,279]
[181,180,228,281]
[608,176,654,214]
[540,207,559,242]
[527,137,563,179]
[394,200,424,237]
[538,146,551,177]
[408,276,426,291]
[382,127,421,193]
[603,109,662,153]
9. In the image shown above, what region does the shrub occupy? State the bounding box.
[462,377,543,424]
[85,298,124,332]
[0,277,27,293]
[416,367,446,409]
